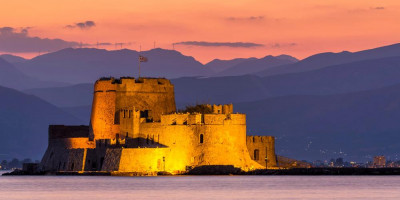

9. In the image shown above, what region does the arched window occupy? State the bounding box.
[254,149,259,161]
[200,134,204,144]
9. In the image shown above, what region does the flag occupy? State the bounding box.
[139,55,148,62]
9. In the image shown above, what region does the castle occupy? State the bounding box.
[40,77,277,175]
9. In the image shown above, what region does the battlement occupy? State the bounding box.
[246,136,275,143]
[94,77,173,92]
[205,104,233,114]
[160,113,245,125]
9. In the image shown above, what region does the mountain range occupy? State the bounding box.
[257,43,400,77]
[12,48,210,84]
[2,43,400,161]
[207,55,298,76]
[0,86,83,161]
[236,83,400,161]
[0,57,68,90]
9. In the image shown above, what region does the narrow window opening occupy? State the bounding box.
[254,149,259,161]
[200,134,204,144]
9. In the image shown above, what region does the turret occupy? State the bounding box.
[89,77,176,140]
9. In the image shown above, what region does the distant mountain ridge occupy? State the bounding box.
[213,55,298,76]
[205,57,255,73]
[25,55,400,108]
[14,48,211,84]
[256,43,400,77]
[0,85,83,160]
[24,83,93,107]
[0,54,27,64]
[236,82,400,161]
[0,57,68,90]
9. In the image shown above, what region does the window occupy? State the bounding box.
[200,134,204,144]
[114,111,120,124]
[254,149,259,161]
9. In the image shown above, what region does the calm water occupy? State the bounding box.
[1,171,400,200]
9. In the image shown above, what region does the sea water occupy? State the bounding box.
[1,171,399,200]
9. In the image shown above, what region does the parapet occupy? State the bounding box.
[160,113,245,125]
[246,136,275,144]
[49,125,89,139]
[48,125,94,149]
[161,113,190,125]
[205,104,234,114]
[94,77,173,92]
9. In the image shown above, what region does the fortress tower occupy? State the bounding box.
[40,77,277,175]
[90,77,176,139]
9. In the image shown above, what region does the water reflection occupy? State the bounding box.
[0,174,400,200]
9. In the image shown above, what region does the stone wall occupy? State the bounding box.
[40,147,86,171]
[246,136,277,168]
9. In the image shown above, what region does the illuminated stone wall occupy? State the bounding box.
[89,77,176,140]
[40,77,276,175]
[246,136,277,168]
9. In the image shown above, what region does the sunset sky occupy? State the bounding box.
[1,0,399,63]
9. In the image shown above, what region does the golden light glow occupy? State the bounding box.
[1,0,399,63]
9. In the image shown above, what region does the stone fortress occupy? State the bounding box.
[40,77,277,175]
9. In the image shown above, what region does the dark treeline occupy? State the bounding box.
[0,158,39,170]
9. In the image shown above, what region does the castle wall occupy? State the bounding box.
[40,148,86,171]
[47,125,95,149]
[101,148,122,171]
[117,148,179,173]
[136,113,263,172]
[118,108,140,138]
[246,136,277,168]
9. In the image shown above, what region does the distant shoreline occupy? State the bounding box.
[3,168,400,176]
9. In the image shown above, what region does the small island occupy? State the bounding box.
[8,77,308,176]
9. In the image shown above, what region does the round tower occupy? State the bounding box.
[90,78,118,139]
[89,77,176,140]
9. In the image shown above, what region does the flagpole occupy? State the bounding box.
[138,56,141,78]
[139,45,141,78]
